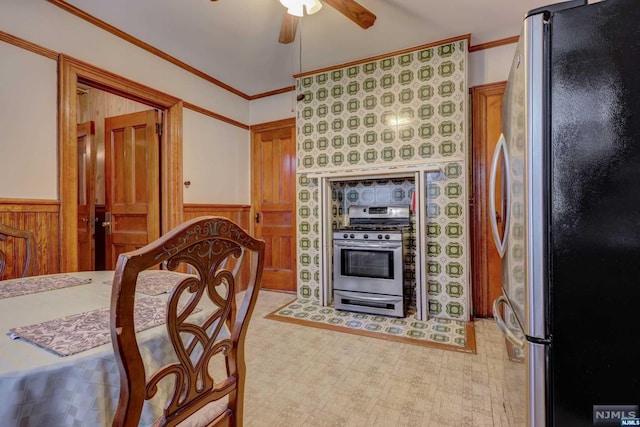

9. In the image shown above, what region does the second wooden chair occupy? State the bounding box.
[0,222,37,280]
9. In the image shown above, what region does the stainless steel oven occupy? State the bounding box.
[332,205,409,317]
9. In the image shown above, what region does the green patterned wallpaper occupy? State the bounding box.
[297,40,467,172]
[297,173,320,301]
[296,38,469,321]
[422,163,467,319]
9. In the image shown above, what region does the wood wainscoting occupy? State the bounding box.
[0,201,251,281]
[183,204,251,291]
[182,204,251,228]
[0,199,60,279]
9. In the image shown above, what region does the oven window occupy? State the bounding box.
[340,249,394,280]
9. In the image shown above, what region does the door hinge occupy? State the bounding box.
[155,123,163,135]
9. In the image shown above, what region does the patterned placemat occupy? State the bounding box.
[266,298,476,354]
[0,274,92,300]
[8,297,200,357]
[104,270,194,296]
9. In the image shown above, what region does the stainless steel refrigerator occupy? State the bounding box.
[491,0,640,425]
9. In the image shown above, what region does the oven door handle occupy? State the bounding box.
[341,293,402,302]
[333,241,401,249]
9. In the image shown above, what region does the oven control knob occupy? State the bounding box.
[378,234,383,239]
[343,233,349,239]
[349,234,355,239]
[363,234,368,239]
[385,234,390,240]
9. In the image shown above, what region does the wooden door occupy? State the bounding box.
[471,82,507,318]
[251,118,297,292]
[77,121,96,271]
[104,110,160,270]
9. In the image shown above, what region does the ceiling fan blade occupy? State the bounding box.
[279,11,299,44]
[323,0,376,29]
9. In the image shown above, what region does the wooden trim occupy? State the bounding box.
[0,199,59,212]
[248,86,296,100]
[469,36,519,53]
[183,204,251,213]
[63,55,182,107]
[465,322,477,354]
[250,117,296,132]
[58,56,77,272]
[294,34,471,78]
[183,102,250,130]
[470,81,507,318]
[47,0,251,100]
[0,31,58,60]
[58,54,184,272]
[163,101,185,235]
[471,80,507,92]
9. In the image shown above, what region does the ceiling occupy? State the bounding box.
[63,0,552,97]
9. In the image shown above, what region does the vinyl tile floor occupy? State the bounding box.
[242,290,514,427]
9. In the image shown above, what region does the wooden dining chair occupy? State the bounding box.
[0,222,37,280]
[110,216,265,427]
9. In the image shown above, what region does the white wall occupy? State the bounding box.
[0,1,250,204]
[468,43,517,87]
[250,91,298,125]
[0,42,57,199]
[183,110,251,204]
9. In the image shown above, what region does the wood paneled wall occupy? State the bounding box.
[0,201,251,282]
[183,204,251,229]
[0,199,60,280]
[183,204,252,291]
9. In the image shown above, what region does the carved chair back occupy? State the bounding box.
[110,216,265,427]
[0,223,37,280]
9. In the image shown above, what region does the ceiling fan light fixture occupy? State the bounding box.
[287,3,304,16]
[305,0,322,15]
[280,0,322,17]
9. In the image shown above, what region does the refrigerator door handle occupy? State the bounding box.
[489,134,511,257]
[493,295,525,349]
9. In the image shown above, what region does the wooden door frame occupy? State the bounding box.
[58,54,184,272]
[470,81,507,317]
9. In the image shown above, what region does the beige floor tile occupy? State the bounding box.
[238,292,514,427]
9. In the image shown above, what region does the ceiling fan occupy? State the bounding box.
[278,0,376,44]
[210,0,376,44]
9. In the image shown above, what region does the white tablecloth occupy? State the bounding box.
[0,271,189,427]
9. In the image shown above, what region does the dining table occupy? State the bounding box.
[0,270,206,427]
